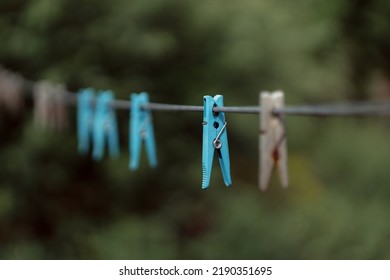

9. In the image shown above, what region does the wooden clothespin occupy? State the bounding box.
[33,81,53,128]
[33,81,68,131]
[53,83,68,131]
[259,91,288,191]
[0,67,24,115]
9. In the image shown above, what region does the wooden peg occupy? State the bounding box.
[53,83,68,131]
[33,81,69,131]
[0,68,24,115]
[259,91,288,191]
[33,81,53,129]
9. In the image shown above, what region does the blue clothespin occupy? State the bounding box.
[202,95,232,189]
[92,91,120,160]
[77,88,95,155]
[129,92,157,170]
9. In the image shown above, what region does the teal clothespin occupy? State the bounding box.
[92,91,120,160]
[129,92,157,170]
[77,88,95,155]
[202,95,232,189]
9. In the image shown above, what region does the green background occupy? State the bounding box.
[1,0,390,259]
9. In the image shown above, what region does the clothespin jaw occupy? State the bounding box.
[77,88,95,155]
[92,91,120,160]
[202,95,232,189]
[129,92,157,170]
[259,91,288,191]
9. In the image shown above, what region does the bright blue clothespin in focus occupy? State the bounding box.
[77,88,95,155]
[129,92,157,170]
[202,95,232,189]
[92,91,120,160]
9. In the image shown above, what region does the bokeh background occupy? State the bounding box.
[1,0,390,259]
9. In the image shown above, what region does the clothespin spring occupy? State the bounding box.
[272,116,286,162]
[139,115,150,139]
[213,122,227,149]
[104,119,111,132]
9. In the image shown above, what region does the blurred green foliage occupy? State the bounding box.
[1,0,390,259]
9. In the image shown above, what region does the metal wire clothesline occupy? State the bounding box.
[22,76,390,117]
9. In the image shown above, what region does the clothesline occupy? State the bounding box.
[22,75,390,117]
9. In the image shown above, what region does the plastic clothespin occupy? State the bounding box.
[259,91,288,191]
[77,88,95,155]
[202,95,232,189]
[129,92,157,170]
[92,91,120,160]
